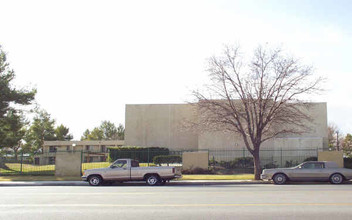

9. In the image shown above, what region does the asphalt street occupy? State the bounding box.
[0,183,352,220]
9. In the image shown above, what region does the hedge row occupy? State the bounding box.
[153,155,182,165]
[108,146,169,163]
[344,158,352,169]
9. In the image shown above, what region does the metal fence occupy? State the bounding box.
[208,148,321,174]
[0,151,55,176]
[1,148,324,176]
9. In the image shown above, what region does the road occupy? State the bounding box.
[0,183,352,220]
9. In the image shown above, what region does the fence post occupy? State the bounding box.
[80,150,83,176]
[20,151,23,174]
[207,149,210,169]
[280,148,283,167]
[147,148,150,166]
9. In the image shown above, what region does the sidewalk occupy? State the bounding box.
[0,180,268,187]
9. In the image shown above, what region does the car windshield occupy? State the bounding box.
[111,160,127,168]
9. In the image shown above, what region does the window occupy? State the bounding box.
[49,146,57,153]
[66,146,70,151]
[111,160,127,168]
[131,160,139,167]
[85,156,91,163]
[313,162,325,169]
[49,157,55,165]
[85,145,91,151]
[101,145,106,153]
[302,162,324,169]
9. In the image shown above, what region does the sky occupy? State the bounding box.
[1,0,351,139]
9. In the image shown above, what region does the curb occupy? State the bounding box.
[0,180,268,187]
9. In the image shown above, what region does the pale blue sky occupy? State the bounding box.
[1,0,351,139]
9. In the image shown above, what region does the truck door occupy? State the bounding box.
[130,160,143,180]
[105,159,130,180]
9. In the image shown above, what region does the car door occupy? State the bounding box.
[290,162,326,181]
[105,160,130,181]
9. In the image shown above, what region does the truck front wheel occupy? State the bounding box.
[88,175,102,186]
[146,175,160,186]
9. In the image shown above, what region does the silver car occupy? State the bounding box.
[261,161,352,184]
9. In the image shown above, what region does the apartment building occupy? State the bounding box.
[35,140,124,165]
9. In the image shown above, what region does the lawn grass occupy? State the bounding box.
[0,176,81,181]
[0,174,254,181]
[1,162,254,181]
[0,162,158,175]
[181,174,254,180]
[0,163,55,175]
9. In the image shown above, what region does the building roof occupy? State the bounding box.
[44,140,124,146]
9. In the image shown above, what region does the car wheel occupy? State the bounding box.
[146,175,160,186]
[273,173,287,185]
[330,173,344,184]
[88,175,102,186]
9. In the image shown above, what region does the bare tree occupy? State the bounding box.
[192,45,324,180]
[328,123,338,149]
[327,123,343,151]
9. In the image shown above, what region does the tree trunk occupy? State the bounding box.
[14,151,18,161]
[0,159,9,170]
[253,149,262,180]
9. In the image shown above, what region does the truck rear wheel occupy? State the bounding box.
[146,175,160,186]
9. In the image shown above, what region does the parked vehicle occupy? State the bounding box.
[82,158,182,186]
[261,161,352,184]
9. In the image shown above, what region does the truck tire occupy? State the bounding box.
[88,175,102,186]
[146,175,160,186]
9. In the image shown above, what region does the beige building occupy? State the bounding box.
[36,140,124,165]
[125,103,328,152]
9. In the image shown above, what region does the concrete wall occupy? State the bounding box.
[55,151,82,177]
[125,102,328,151]
[125,104,198,150]
[198,103,328,150]
[318,151,344,168]
[182,151,209,170]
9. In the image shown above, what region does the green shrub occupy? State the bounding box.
[209,157,218,166]
[263,162,278,169]
[304,157,318,162]
[153,155,182,165]
[182,167,213,174]
[219,157,254,169]
[285,160,299,167]
[344,158,352,169]
[108,146,169,163]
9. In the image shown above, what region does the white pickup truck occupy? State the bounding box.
[82,158,182,186]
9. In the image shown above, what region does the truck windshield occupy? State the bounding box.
[111,160,127,168]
